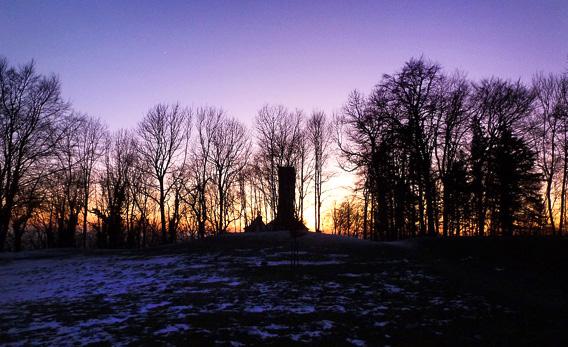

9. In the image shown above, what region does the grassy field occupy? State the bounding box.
[0,231,566,346]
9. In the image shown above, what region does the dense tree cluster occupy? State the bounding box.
[1,55,567,250]
[0,57,332,250]
[336,57,568,240]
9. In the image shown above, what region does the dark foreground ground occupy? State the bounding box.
[1,232,567,346]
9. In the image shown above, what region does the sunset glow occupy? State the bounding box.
[2,2,568,345]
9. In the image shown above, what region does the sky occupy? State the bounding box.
[1,0,567,130]
[1,0,568,229]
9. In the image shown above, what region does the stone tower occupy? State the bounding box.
[267,166,307,232]
[276,166,295,225]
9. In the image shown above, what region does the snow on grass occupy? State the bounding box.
[374,321,389,327]
[266,260,343,266]
[429,297,444,305]
[78,316,128,327]
[268,251,310,257]
[120,255,182,266]
[347,338,367,346]
[139,301,171,313]
[0,236,498,345]
[265,324,288,330]
[383,283,403,294]
[248,326,278,339]
[186,264,212,269]
[0,254,190,304]
[290,330,324,342]
[186,287,214,294]
[287,305,316,314]
[244,304,317,314]
[211,303,234,311]
[325,281,341,289]
[7,319,119,346]
[7,320,61,334]
[168,304,194,311]
[245,305,271,313]
[200,276,240,285]
[326,304,346,313]
[154,324,190,335]
[340,273,369,278]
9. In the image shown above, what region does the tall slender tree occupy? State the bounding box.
[77,116,106,247]
[137,104,191,243]
[307,111,332,233]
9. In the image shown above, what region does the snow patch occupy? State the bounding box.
[347,338,367,346]
[139,301,171,313]
[154,324,190,335]
[245,305,271,313]
[321,320,334,330]
[248,326,277,339]
[384,283,403,294]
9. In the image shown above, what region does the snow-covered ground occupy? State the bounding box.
[0,234,509,345]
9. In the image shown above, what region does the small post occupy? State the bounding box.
[290,234,299,269]
[267,166,307,273]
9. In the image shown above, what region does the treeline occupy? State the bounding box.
[335,57,568,240]
[1,56,567,250]
[0,57,332,251]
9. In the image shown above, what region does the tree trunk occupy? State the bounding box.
[217,175,224,235]
[560,153,568,236]
[476,189,485,237]
[362,186,368,239]
[0,219,7,251]
[546,175,556,235]
[424,173,436,237]
[171,189,180,242]
[377,186,388,240]
[83,189,89,248]
[0,198,15,251]
[314,168,321,233]
[442,178,449,237]
[159,178,167,243]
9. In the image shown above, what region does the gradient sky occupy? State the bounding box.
[1,0,567,230]
[1,0,567,130]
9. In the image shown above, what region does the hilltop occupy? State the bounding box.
[1,232,567,346]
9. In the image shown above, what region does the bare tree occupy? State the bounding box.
[137,104,191,243]
[94,130,138,248]
[11,166,49,251]
[336,89,392,240]
[77,116,106,247]
[209,115,251,234]
[383,58,444,236]
[0,58,67,250]
[330,197,364,238]
[530,73,567,235]
[557,75,568,235]
[470,78,537,236]
[295,119,313,223]
[54,114,86,247]
[307,111,333,232]
[255,105,303,220]
[434,73,471,236]
[186,107,222,238]
[128,148,155,247]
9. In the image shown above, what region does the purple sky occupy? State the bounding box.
[1,0,567,130]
